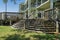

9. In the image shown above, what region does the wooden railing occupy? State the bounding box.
[12,19,56,33]
[25,19,56,33]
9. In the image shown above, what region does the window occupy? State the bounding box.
[26,15,28,18]
[38,12,41,18]
[37,0,41,6]
[42,0,47,3]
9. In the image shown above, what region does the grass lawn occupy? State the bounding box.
[0,26,59,40]
[0,26,46,40]
[0,26,18,40]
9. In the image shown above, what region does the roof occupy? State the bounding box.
[0,12,20,14]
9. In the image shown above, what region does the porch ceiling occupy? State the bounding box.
[37,1,50,11]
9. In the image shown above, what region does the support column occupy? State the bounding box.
[28,0,31,19]
[24,21,25,30]
[41,0,42,4]
[55,8,59,33]
[27,0,31,29]
[56,21,59,33]
[36,0,38,18]
[1,20,3,25]
[10,20,12,26]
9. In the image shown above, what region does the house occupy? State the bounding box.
[0,12,23,25]
[19,0,60,33]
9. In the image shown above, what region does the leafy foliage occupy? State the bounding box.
[3,0,8,4]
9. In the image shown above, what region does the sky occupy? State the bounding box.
[0,0,25,12]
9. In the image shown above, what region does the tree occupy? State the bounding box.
[3,0,17,12]
[2,0,17,25]
[3,0,8,12]
[2,0,8,20]
[11,0,17,4]
[3,0,17,18]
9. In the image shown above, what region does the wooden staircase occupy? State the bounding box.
[25,19,35,30]
[11,19,25,29]
[25,19,56,33]
[11,19,56,33]
[35,19,56,33]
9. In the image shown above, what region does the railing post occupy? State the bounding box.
[10,20,12,26]
[55,8,59,33]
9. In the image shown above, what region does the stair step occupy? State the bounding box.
[28,28,35,29]
[35,29,56,32]
[29,26,34,27]
[11,20,25,29]
[35,27,55,28]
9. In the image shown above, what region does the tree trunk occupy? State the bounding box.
[5,3,7,20]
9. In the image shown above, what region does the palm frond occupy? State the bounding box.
[11,0,17,4]
[3,0,8,4]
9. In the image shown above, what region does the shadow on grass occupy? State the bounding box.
[1,34,60,40]
[32,34,60,40]
[5,34,30,40]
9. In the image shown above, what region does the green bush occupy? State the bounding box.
[31,34,56,40]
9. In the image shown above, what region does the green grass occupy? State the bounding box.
[0,26,59,40]
[0,26,46,40]
[0,26,18,40]
[0,26,12,32]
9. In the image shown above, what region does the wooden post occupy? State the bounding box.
[55,8,59,33]
[10,20,12,26]
[1,20,3,25]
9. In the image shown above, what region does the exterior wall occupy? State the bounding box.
[0,12,21,20]
[19,0,50,19]
[0,13,2,20]
[0,13,6,20]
